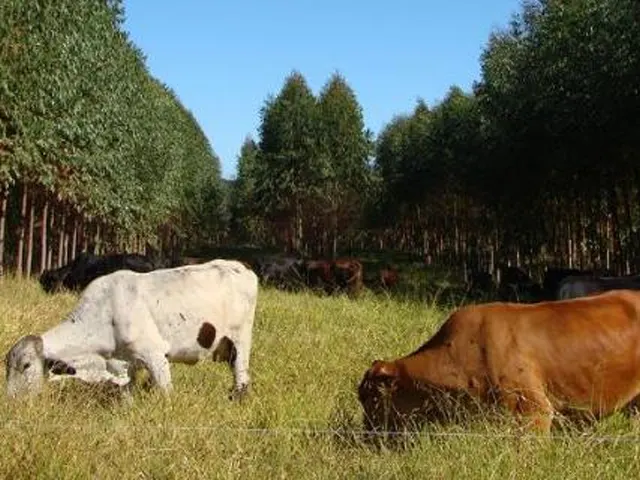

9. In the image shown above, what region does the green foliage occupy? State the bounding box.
[230,136,265,243]
[361,0,640,269]
[316,73,374,243]
[242,71,373,253]
[0,0,226,251]
[255,71,320,222]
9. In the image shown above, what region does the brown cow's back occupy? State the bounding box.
[470,294,640,414]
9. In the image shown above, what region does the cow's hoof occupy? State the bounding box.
[228,385,249,401]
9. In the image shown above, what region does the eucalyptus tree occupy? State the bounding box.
[477,0,640,271]
[230,137,264,244]
[316,73,373,256]
[254,71,320,252]
[0,0,226,274]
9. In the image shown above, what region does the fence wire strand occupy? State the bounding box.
[2,421,640,443]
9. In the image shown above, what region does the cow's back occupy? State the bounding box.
[106,260,258,361]
[467,292,640,413]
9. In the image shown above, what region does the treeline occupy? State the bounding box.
[229,0,640,277]
[0,0,227,276]
[3,0,639,281]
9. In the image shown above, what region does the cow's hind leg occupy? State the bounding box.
[228,341,249,401]
[227,328,253,401]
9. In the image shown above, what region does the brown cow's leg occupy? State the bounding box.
[498,383,554,434]
[625,395,640,424]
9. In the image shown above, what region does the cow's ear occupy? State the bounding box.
[369,360,398,379]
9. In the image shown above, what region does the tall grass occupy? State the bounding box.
[0,276,639,479]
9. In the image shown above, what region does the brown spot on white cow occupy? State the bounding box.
[212,336,237,365]
[197,322,216,349]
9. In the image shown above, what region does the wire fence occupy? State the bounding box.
[2,421,640,444]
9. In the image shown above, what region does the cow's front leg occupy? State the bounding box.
[133,349,173,394]
[499,382,554,434]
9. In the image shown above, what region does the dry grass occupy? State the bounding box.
[1,275,639,479]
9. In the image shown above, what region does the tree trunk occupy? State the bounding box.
[25,190,35,277]
[0,185,7,277]
[16,183,28,276]
[331,210,338,259]
[47,204,55,269]
[39,198,49,274]
[606,215,612,272]
[71,215,78,259]
[82,221,89,252]
[567,223,573,269]
[94,223,101,255]
[58,213,66,267]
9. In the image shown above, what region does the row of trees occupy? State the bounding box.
[0,0,227,276]
[3,0,638,280]
[229,0,640,277]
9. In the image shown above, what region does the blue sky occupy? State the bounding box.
[123,1,522,180]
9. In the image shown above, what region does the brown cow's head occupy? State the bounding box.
[357,360,429,436]
[358,359,479,438]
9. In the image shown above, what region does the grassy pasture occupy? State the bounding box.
[1,276,640,479]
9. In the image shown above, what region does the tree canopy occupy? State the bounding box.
[1,0,225,273]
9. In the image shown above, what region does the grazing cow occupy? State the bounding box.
[498,266,542,302]
[39,263,75,294]
[558,274,640,300]
[255,256,305,291]
[358,290,640,435]
[39,252,157,293]
[542,267,592,300]
[303,259,334,294]
[331,259,364,297]
[468,270,494,294]
[6,259,259,401]
[380,265,400,291]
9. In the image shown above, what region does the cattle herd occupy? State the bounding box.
[4,251,640,439]
[248,255,400,297]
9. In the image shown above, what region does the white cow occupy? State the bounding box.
[5,259,259,400]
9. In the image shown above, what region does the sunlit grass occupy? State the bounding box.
[0,275,639,479]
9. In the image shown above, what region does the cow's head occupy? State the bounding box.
[39,268,68,294]
[357,360,424,435]
[5,335,76,399]
[358,359,471,436]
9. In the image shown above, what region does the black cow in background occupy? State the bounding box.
[39,252,157,293]
[542,267,592,300]
[467,270,494,294]
[253,256,306,291]
[497,265,543,302]
[557,274,640,300]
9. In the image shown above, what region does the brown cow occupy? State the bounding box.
[304,259,334,294]
[331,259,363,297]
[380,265,400,290]
[358,290,640,435]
